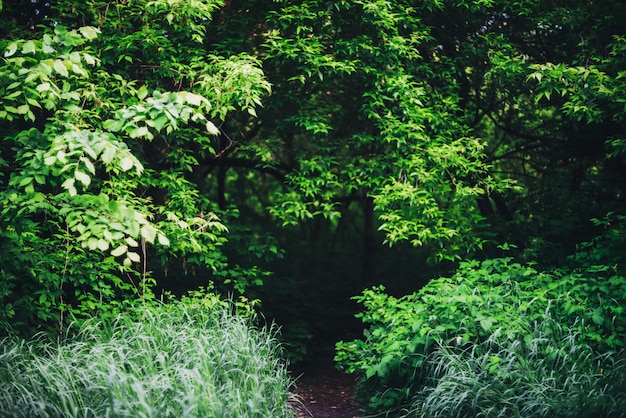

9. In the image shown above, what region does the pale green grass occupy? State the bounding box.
[0,299,294,417]
[406,318,626,418]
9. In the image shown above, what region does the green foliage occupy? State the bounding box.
[0,294,293,417]
[261,0,508,261]
[0,1,272,337]
[336,248,626,414]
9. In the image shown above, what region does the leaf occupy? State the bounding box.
[103,119,123,132]
[36,82,52,93]
[592,308,604,325]
[18,177,33,187]
[22,40,36,54]
[137,85,149,100]
[184,92,203,107]
[82,158,96,175]
[4,42,18,57]
[61,177,75,190]
[125,237,139,247]
[141,223,157,244]
[78,26,100,40]
[154,115,169,132]
[157,233,170,246]
[101,145,116,164]
[96,239,109,251]
[206,121,220,135]
[480,317,494,331]
[127,251,141,263]
[119,156,134,172]
[74,170,91,187]
[53,60,69,77]
[129,126,149,138]
[110,244,128,257]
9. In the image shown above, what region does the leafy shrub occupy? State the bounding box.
[0,294,293,417]
[335,256,626,414]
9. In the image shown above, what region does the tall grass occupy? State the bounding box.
[0,298,294,417]
[406,317,626,418]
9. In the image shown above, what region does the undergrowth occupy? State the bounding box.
[0,295,294,417]
[410,318,626,417]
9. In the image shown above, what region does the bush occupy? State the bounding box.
[0,294,294,417]
[335,256,626,415]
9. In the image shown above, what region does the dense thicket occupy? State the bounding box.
[1,0,625,369]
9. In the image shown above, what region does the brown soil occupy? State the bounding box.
[289,355,362,418]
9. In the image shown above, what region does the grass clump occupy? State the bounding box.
[0,294,293,417]
[409,318,626,418]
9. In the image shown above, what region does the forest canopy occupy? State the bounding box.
[1,0,624,358]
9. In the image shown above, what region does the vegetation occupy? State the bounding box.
[0,294,293,417]
[336,224,626,414]
[1,0,626,416]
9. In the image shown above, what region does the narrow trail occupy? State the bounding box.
[289,351,362,418]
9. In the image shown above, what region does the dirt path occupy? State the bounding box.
[289,355,362,418]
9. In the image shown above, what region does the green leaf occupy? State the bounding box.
[18,176,33,187]
[119,156,134,172]
[592,308,604,325]
[137,85,149,100]
[74,170,91,187]
[22,40,36,54]
[206,121,220,135]
[141,224,157,244]
[53,60,69,77]
[127,251,141,263]
[110,244,128,257]
[4,42,18,57]
[157,233,170,246]
[101,145,116,164]
[78,26,99,40]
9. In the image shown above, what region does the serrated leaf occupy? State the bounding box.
[110,244,128,257]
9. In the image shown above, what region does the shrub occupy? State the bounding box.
[0,294,293,417]
[335,256,626,415]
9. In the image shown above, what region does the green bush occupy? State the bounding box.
[335,256,626,415]
[0,294,294,417]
